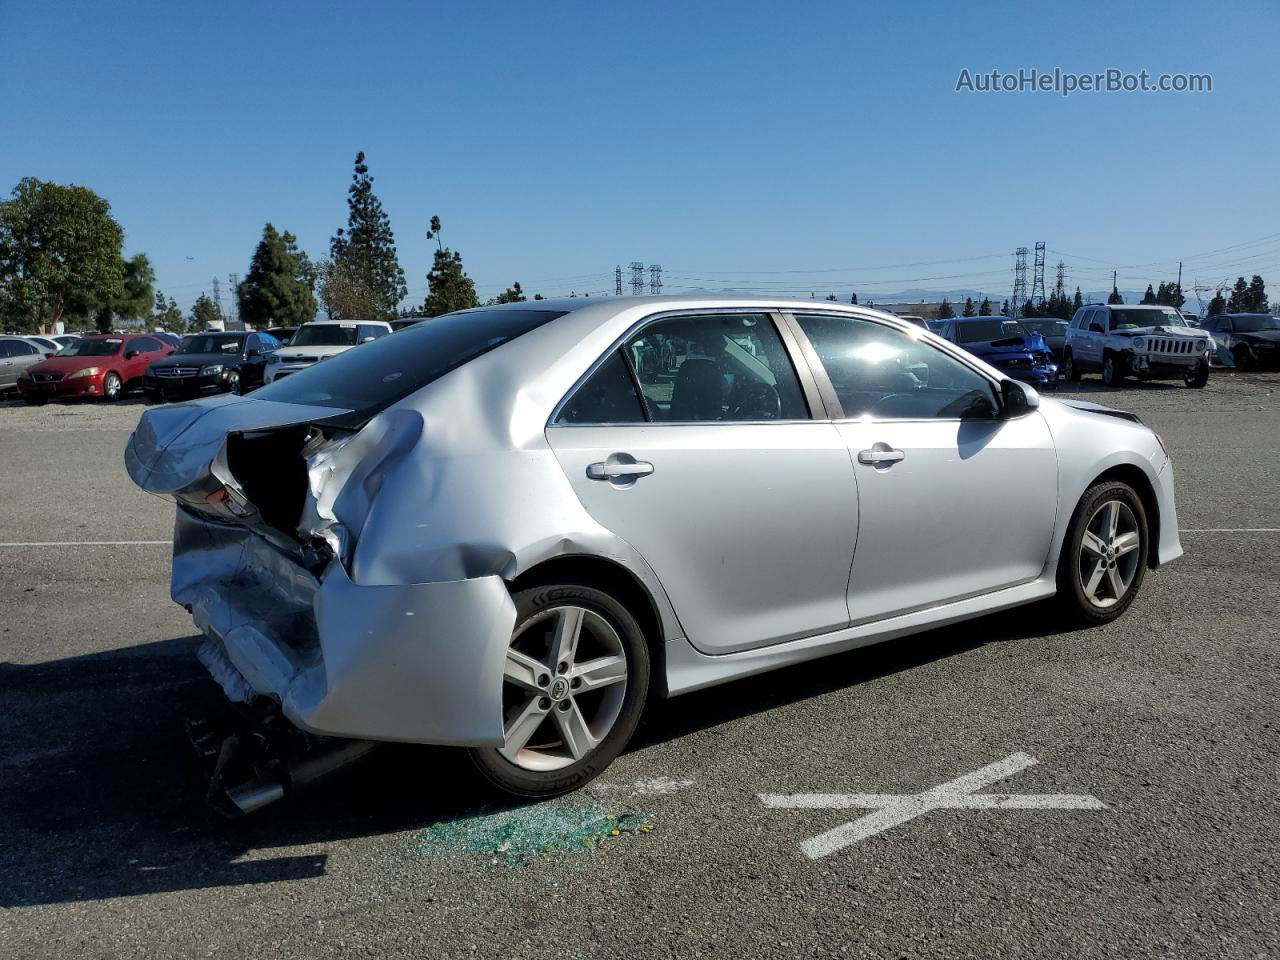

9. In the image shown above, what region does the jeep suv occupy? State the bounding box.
[1062,304,1213,388]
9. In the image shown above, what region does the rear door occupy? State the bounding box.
[788,311,1058,624]
[2,339,41,388]
[545,311,859,654]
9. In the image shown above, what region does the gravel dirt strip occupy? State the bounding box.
[0,373,1277,959]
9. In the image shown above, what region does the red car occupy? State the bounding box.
[17,333,173,405]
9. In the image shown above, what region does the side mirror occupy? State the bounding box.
[1088,322,1104,333]
[125,349,139,359]
[1001,379,1040,418]
[360,336,376,343]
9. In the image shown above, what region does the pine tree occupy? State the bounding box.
[1226,276,1250,312]
[849,292,858,304]
[1246,274,1268,312]
[937,298,954,320]
[1000,300,1011,317]
[490,281,527,305]
[1072,287,1083,312]
[825,293,837,301]
[1141,284,1157,305]
[421,220,480,317]
[1108,284,1124,305]
[329,152,407,319]
[978,297,992,315]
[1207,290,1227,316]
[962,296,976,317]
[189,293,222,330]
[239,224,318,327]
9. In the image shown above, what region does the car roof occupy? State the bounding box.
[955,315,1015,321]
[301,319,392,326]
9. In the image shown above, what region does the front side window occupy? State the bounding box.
[795,313,999,420]
[9,340,38,356]
[623,313,808,422]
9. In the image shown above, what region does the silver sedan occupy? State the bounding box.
[126,297,1182,802]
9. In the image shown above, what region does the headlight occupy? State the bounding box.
[67,366,100,379]
[202,364,224,376]
[266,354,281,364]
[1133,338,1145,351]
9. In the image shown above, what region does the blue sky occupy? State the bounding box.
[3,0,1277,315]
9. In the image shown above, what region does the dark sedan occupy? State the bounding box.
[1201,313,1280,370]
[143,331,283,402]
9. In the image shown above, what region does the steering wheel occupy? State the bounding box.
[726,380,781,420]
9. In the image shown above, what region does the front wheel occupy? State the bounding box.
[1184,360,1209,389]
[226,370,241,394]
[468,582,651,798]
[1062,349,1082,382]
[1102,353,1125,387]
[102,371,122,401]
[1056,481,1149,625]
[1233,344,1254,372]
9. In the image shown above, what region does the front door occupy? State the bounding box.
[546,312,859,655]
[789,311,1059,624]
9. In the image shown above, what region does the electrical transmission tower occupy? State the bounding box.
[630,262,645,296]
[615,265,623,296]
[1053,261,1066,301]
[1012,247,1029,317]
[211,276,223,317]
[648,264,663,295]
[228,273,239,325]
[1031,241,1046,306]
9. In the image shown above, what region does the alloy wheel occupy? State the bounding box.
[499,605,628,772]
[228,371,241,394]
[1077,500,1141,609]
[104,372,121,400]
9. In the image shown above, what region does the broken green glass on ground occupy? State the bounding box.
[414,805,652,865]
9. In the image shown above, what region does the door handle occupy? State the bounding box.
[858,447,905,465]
[587,459,654,481]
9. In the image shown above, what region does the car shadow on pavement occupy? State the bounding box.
[0,606,1081,908]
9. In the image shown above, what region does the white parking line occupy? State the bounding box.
[1179,528,1280,533]
[0,540,169,547]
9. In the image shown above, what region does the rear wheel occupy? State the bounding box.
[102,371,122,401]
[468,582,650,798]
[1056,481,1148,625]
[1102,353,1125,387]
[1184,360,1209,389]
[1233,344,1254,372]
[1062,349,1082,382]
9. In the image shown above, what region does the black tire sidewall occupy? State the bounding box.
[468,582,651,799]
[1064,350,1082,381]
[1057,481,1149,624]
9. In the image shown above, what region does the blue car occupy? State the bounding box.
[936,315,1059,388]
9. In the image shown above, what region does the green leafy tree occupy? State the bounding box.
[1207,289,1227,316]
[1108,284,1124,305]
[0,177,125,333]
[1246,275,1268,312]
[328,152,407,318]
[189,292,222,330]
[420,217,479,316]
[937,298,954,320]
[238,223,318,327]
[1140,284,1157,305]
[489,281,527,305]
[1226,276,1250,312]
[1000,299,1011,317]
[152,289,186,333]
[90,252,154,332]
[824,293,837,302]
[317,257,380,320]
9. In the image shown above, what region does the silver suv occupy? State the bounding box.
[1062,304,1214,388]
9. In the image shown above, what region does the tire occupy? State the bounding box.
[1062,349,1082,382]
[23,395,48,406]
[102,371,123,402]
[1102,352,1125,387]
[226,370,241,394]
[1055,481,1149,625]
[1184,360,1209,389]
[1233,344,1253,372]
[469,582,651,799]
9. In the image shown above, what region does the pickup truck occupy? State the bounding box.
[1062,304,1214,388]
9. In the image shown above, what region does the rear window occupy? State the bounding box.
[253,308,568,424]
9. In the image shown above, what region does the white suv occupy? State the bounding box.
[264,319,392,384]
[1062,304,1214,388]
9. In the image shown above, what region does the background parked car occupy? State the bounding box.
[1200,313,1280,370]
[50,334,80,349]
[143,331,284,402]
[151,331,184,350]
[264,319,392,383]
[937,315,1058,387]
[23,335,62,358]
[17,333,172,404]
[0,335,46,392]
[266,326,297,345]
[1019,318,1069,363]
[1062,304,1213,388]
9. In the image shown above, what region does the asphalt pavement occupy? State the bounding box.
[0,373,1277,959]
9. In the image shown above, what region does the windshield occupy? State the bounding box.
[291,324,359,347]
[1021,320,1068,337]
[1111,308,1184,330]
[254,309,567,425]
[1230,314,1280,333]
[55,339,122,357]
[957,319,1028,343]
[177,335,244,355]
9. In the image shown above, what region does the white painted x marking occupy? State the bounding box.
[759,752,1106,859]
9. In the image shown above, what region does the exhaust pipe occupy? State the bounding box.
[222,738,377,816]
